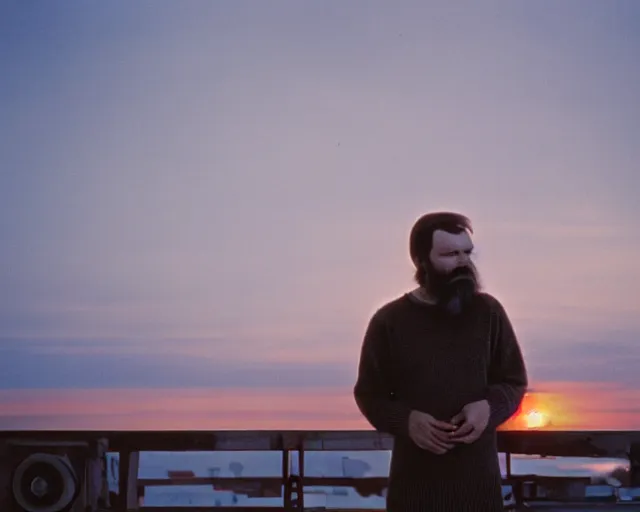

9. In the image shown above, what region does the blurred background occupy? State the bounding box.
[1,0,639,433]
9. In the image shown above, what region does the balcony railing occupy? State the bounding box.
[1,429,640,511]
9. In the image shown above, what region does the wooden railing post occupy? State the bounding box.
[282,447,291,511]
[116,448,140,511]
[297,443,305,512]
[283,441,305,511]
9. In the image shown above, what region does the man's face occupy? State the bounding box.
[426,229,479,315]
[429,229,474,274]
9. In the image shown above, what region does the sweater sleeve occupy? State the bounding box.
[353,311,413,438]
[486,297,528,429]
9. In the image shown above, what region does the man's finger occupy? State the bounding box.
[450,412,465,425]
[412,431,433,449]
[414,437,429,450]
[429,418,457,432]
[450,422,474,440]
[432,427,455,443]
[429,433,453,452]
[426,439,449,455]
[414,435,443,454]
[414,430,451,453]
[452,429,480,444]
[416,430,451,452]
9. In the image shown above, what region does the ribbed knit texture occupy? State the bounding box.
[354,292,528,511]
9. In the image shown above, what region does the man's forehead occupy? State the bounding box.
[432,229,473,251]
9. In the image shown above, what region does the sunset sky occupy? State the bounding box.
[1,1,639,430]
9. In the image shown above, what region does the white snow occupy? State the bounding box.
[105,450,632,507]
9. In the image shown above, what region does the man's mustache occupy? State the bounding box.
[447,265,477,283]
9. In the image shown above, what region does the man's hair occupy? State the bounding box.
[409,211,473,286]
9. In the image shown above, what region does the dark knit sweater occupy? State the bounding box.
[353,292,528,512]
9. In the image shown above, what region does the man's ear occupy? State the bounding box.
[413,258,428,272]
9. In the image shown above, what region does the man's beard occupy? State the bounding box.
[428,264,480,316]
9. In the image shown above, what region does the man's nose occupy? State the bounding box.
[457,253,470,265]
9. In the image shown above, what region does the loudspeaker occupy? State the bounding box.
[630,442,640,488]
[0,438,108,512]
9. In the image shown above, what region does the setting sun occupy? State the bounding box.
[524,409,549,429]
[499,391,575,431]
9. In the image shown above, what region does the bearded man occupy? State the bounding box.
[353,212,528,511]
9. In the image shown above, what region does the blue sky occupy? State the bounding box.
[1,1,639,393]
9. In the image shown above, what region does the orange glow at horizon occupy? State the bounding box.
[1,381,640,431]
[500,390,571,430]
[498,381,640,431]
